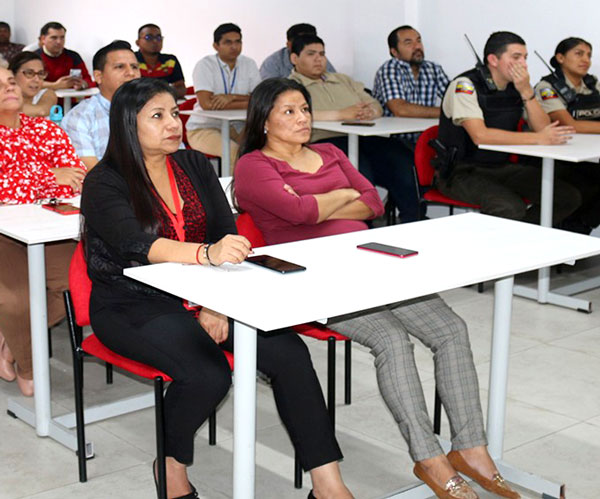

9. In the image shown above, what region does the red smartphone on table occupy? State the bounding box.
[41,202,80,215]
[357,242,418,258]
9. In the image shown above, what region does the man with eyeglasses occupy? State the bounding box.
[186,23,260,159]
[62,41,140,170]
[34,21,93,90]
[135,23,186,99]
[0,22,24,63]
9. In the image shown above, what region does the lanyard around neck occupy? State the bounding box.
[217,55,237,94]
[157,157,185,242]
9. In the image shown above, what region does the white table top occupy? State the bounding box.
[479,133,600,163]
[0,199,81,244]
[312,117,437,137]
[180,109,247,121]
[55,88,99,98]
[125,213,600,332]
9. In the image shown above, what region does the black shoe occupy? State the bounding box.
[308,490,316,499]
[153,459,198,499]
[174,485,199,499]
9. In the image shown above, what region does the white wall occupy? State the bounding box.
[419,0,600,83]
[6,0,600,87]
[10,0,353,84]
[0,1,16,36]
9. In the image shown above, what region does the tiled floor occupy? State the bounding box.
[2,261,600,498]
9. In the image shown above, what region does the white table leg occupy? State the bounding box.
[27,243,51,436]
[221,120,231,177]
[233,320,257,499]
[537,157,554,303]
[348,134,359,168]
[486,276,514,459]
[513,157,592,311]
[63,96,72,114]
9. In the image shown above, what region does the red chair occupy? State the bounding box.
[179,98,222,176]
[415,125,481,216]
[63,242,233,498]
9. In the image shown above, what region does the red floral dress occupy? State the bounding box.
[0,114,86,204]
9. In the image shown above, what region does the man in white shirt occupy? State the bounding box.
[186,23,261,159]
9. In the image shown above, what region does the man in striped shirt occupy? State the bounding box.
[373,25,449,144]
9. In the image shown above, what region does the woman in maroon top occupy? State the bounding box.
[82,79,352,499]
[234,79,520,499]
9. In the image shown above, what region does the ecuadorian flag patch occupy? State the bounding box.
[540,88,558,100]
[455,81,475,94]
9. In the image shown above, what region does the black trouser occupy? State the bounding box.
[555,160,600,230]
[90,304,342,470]
[435,161,581,225]
[315,135,420,223]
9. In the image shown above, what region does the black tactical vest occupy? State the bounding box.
[438,67,523,164]
[542,72,600,121]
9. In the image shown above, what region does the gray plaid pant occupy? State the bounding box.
[328,294,487,461]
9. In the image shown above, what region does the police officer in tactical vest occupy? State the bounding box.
[534,37,600,233]
[434,31,581,226]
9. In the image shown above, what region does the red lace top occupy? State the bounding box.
[0,114,85,204]
[155,158,207,243]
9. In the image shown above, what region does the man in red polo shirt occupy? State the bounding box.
[35,21,93,90]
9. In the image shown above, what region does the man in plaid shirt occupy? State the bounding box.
[373,25,449,144]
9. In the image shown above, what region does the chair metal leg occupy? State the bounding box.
[73,351,87,482]
[449,205,454,216]
[344,340,351,405]
[327,337,336,427]
[294,450,303,489]
[208,409,216,445]
[433,388,442,435]
[106,362,113,384]
[155,377,167,499]
[477,282,484,293]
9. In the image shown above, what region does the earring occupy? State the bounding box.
[264,128,268,134]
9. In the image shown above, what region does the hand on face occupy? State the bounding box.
[507,60,531,95]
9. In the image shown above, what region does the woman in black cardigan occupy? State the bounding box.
[81,78,352,499]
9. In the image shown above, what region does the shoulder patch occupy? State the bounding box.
[540,88,558,100]
[455,81,475,94]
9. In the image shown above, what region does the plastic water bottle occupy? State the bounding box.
[49,105,64,126]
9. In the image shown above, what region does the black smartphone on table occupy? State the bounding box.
[341,120,375,126]
[246,254,306,274]
[357,242,418,258]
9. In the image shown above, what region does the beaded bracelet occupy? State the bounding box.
[195,244,205,265]
[205,243,216,266]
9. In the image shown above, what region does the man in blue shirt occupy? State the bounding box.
[62,41,140,169]
[260,23,336,79]
[373,25,449,143]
